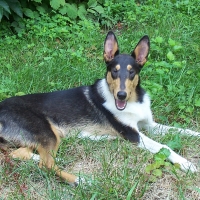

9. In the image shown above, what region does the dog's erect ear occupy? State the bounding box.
[131,35,150,66]
[104,31,119,63]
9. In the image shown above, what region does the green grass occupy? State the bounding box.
[0,1,200,199]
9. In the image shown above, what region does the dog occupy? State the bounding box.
[0,31,199,186]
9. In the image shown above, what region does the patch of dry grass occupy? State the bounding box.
[1,128,199,199]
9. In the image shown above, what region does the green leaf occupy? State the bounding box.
[7,0,23,18]
[168,38,176,46]
[160,148,171,157]
[78,4,87,19]
[166,135,182,151]
[3,9,9,19]
[152,169,162,177]
[36,6,46,14]
[0,7,3,21]
[145,161,163,173]
[173,45,183,51]
[186,106,194,113]
[179,105,185,109]
[173,163,181,169]
[164,162,171,167]
[167,51,175,61]
[149,175,157,182]
[88,0,97,7]
[59,6,67,15]
[87,8,96,14]
[154,148,171,161]
[0,0,11,13]
[15,92,25,96]
[173,61,182,68]
[59,3,78,19]
[65,3,77,19]
[24,8,34,18]
[195,99,200,107]
[93,5,104,14]
[154,36,163,44]
[145,164,154,174]
[155,160,165,167]
[154,153,166,162]
[50,0,65,10]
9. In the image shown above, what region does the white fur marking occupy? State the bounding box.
[74,176,93,186]
[30,153,40,162]
[149,122,200,136]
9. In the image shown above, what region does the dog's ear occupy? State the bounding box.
[131,35,150,66]
[104,31,119,63]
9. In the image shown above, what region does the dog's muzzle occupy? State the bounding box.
[116,91,127,110]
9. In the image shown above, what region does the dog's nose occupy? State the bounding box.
[117,91,127,100]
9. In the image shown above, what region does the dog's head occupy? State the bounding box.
[104,31,150,111]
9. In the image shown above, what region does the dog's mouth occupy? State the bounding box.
[115,99,127,110]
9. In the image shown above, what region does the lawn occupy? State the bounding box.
[0,1,200,199]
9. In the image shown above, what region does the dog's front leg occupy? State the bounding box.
[138,132,197,172]
[146,122,200,136]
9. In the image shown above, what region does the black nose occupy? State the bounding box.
[117,91,127,100]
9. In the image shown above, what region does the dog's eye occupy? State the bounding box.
[113,68,118,73]
[129,69,134,75]
[111,68,118,79]
[129,69,135,79]
[112,68,118,74]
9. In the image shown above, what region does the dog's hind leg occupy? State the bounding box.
[10,147,33,160]
[10,147,40,162]
[36,123,78,185]
[37,144,78,185]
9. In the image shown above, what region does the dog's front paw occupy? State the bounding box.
[169,152,197,173]
[178,160,197,173]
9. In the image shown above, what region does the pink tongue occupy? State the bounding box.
[116,99,126,110]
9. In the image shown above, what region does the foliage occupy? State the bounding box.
[166,134,182,151]
[0,0,105,31]
[144,33,200,126]
[1,0,200,33]
[145,148,180,182]
[0,0,23,21]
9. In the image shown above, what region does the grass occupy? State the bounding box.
[0,1,200,199]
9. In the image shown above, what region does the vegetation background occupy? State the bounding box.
[0,0,200,199]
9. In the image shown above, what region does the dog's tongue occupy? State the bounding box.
[115,99,127,110]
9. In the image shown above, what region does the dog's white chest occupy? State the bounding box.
[104,99,151,127]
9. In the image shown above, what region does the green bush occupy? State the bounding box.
[1,0,199,35]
